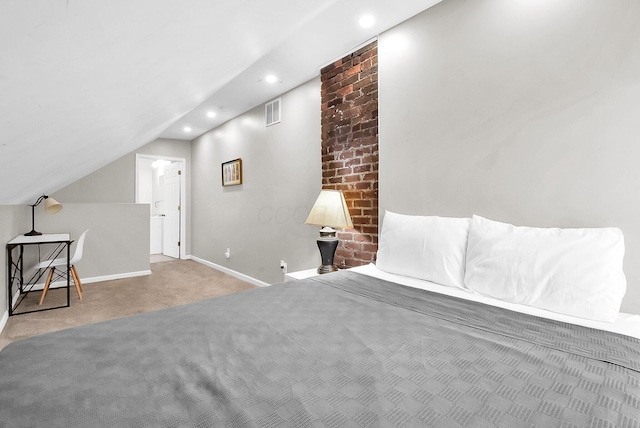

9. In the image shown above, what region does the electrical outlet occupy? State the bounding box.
[224,248,231,259]
[279,260,287,274]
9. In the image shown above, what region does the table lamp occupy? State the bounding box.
[305,189,353,274]
[25,195,63,236]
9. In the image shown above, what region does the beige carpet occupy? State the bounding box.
[0,259,256,350]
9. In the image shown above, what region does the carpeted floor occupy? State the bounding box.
[0,258,256,350]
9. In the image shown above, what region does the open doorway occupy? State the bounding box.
[135,154,186,260]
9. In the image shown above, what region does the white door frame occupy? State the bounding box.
[135,153,187,259]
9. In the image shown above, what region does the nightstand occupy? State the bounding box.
[284,268,320,282]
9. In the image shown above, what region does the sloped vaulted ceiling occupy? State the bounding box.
[0,0,441,205]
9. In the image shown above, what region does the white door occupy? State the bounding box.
[163,162,181,258]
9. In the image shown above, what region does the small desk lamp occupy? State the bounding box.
[25,195,63,236]
[305,189,353,274]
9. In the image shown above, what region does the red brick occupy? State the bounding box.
[354,234,373,243]
[360,66,378,79]
[345,158,361,167]
[345,91,362,102]
[326,82,342,94]
[362,154,378,164]
[353,165,372,174]
[354,147,373,157]
[340,73,360,87]
[362,243,378,253]
[354,199,372,208]
[362,209,378,218]
[320,40,378,269]
[336,245,353,255]
[345,63,362,76]
[340,107,361,120]
[344,241,362,251]
[359,226,378,235]
[353,182,373,191]
[337,150,355,160]
[335,84,354,97]
[339,232,354,241]
[351,216,372,225]
[353,76,374,91]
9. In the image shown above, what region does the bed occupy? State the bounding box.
[1,214,639,427]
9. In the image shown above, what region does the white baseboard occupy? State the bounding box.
[82,270,152,284]
[23,270,152,291]
[189,255,270,288]
[0,311,7,337]
[11,289,20,308]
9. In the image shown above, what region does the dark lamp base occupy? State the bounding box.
[24,230,42,236]
[317,264,338,274]
[316,232,339,275]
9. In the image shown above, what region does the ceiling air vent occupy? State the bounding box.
[265,98,281,127]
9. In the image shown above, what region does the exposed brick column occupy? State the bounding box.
[320,41,378,268]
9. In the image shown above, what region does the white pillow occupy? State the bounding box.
[464,215,626,322]
[376,211,470,289]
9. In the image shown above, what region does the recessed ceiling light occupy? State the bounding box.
[359,14,375,28]
[207,111,216,118]
[184,126,191,132]
[265,74,278,84]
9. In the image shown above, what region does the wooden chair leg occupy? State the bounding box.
[39,267,55,305]
[71,266,83,300]
[71,265,83,292]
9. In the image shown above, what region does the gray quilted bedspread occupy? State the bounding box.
[1,270,639,427]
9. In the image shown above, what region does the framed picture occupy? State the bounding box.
[222,158,243,186]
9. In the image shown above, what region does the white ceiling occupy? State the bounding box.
[0,0,442,205]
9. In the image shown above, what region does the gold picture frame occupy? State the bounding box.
[222,158,243,186]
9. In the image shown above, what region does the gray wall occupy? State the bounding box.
[0,206,27,322]
[191,78,322,283]
[32,203,150,280]
[53,138,192,255]
[378,0,640,314]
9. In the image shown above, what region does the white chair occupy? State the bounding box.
[37,230,89,305]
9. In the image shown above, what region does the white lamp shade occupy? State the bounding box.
[305,190,353,229]
[44,197,62,214]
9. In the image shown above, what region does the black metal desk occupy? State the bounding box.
[6,233,71,316]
